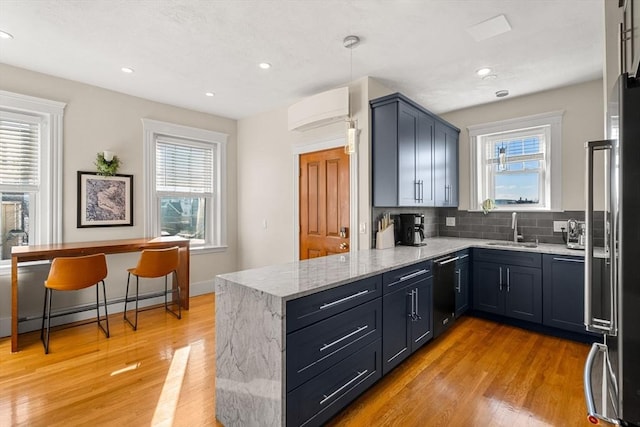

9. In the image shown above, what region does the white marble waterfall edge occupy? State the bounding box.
[215,277,285,427]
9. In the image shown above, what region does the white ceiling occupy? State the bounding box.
[0,0,604,120]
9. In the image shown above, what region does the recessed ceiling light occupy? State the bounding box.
[0,30,14,40]
[259,62,271,70]
[496,89,509,98]
[482,74,498,80]
[476,67,492,77]
[121,67,134,74]
[205,92,215,97]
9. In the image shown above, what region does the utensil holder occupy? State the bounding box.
[376,226,395,249]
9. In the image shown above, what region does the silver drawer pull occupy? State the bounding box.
[436,256,459,266]
[398,269,428,282]
[458,254,469,260]
[553,257,585,263]
[320,369,369,405]
[320,290,369,310]
[320,325,369,352]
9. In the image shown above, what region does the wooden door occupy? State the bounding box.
[300,147,350,260]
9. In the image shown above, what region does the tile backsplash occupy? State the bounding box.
[371,208,605,248]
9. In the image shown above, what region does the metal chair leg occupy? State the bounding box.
[41,288,47,341]
[164,270,181,320]
[124,272,138,331]
[42,288,52,354]
[96,280,109,338]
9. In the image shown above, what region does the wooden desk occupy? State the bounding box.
[10,237,190,353]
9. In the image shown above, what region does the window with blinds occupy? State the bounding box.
[0,112,40,259]
[155,136,217,245]
[478,125,551,208]
[0,113,40,189]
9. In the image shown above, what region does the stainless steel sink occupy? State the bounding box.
[486,241,538,248]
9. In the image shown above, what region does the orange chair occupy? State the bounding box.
[41,253,110,354]
[124,246,181,330]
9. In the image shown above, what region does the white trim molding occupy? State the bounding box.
[141,118,228,249]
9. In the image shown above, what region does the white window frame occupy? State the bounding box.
[468,110,564,212]
[142,118,228,252]
[0,90,65,268]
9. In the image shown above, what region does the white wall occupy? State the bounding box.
[441,79,605,211]
[236,77,394,270]
[0,63,238,336]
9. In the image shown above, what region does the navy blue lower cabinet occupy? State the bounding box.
[473,261,504,315]
[382,274,433,375]
[286,339,382,427]
[542,254,587,333]
[473,250,542,324]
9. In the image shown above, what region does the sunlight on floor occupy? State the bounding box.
[110,363,141,376]
[151,345,191,427]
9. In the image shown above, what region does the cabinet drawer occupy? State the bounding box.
[474,248,541,268]
[382,260,432,294]
[287,275,381,333]
[287,339,382,427]
[287,298,382,392]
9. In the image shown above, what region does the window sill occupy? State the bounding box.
[190,245,228,255]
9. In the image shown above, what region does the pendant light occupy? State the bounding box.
[344,35,360,155]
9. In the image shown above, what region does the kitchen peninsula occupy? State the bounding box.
[214,237,592,427]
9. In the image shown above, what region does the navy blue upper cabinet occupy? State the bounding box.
[371,93,459,207]
[434,122,459,207]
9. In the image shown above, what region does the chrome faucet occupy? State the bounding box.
[511,212,523,242]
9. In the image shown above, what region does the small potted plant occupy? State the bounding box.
[95,151,121,176]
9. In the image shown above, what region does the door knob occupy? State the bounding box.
[339,242,349,250]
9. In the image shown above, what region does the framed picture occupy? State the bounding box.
[77,171,133,228]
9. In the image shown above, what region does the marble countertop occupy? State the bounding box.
[216,237,599,301]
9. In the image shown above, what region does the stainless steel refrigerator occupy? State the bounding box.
[584,73,640,426]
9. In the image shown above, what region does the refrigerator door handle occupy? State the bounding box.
[583,342,620,425]
[585,139,616,335]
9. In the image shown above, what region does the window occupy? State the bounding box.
[0,91,65,263]
[142,119,227,250]
[469,111,563,211]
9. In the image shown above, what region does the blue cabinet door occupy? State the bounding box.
[410,276,433,351]
[473,261,504,315]
[542,255,587,333]
[382,284,412,375]
[504,265,542,323]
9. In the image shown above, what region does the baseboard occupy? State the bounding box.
[0,279,215,338]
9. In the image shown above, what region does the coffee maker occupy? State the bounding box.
[396,214,426,246]
[566,218,586,249]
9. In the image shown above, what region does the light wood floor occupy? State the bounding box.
[0,295,594,426]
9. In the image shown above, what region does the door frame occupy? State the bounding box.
[293,136,359,259]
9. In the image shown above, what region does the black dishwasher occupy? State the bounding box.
[433,254,458,338]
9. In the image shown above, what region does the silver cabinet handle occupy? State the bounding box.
[553,257,585,263]
[435,256,459,266]
[414,288,421,320]
[408,289,415,320]
[419,180,424,202]
[320,290,369,310]
[455,269,461,292]
[414,181,420,202]
[506,267,510,292]
[320,325,369,352]
[499,266,503,291]
[320,369,369,405]
[458,254,469,260]
[583,342,620,425]
[399,269,428,282]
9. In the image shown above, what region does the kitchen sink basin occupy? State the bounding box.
[486,241,538,248]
